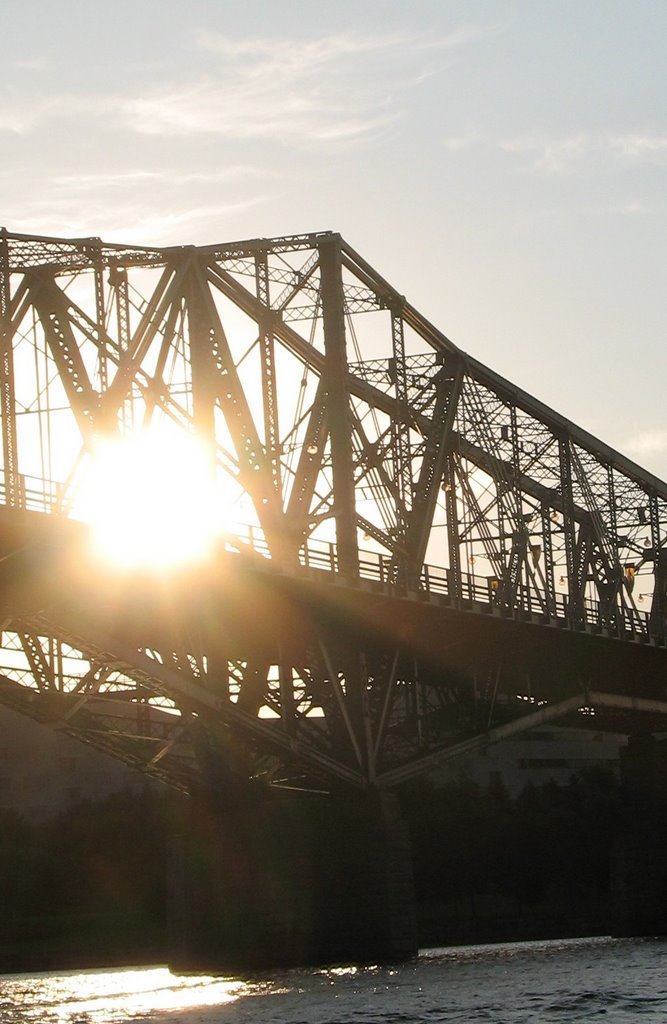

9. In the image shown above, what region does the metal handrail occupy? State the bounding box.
[0,471,652,641]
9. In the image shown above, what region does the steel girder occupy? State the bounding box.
[0,227,667,794]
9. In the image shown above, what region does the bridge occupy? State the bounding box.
[1,227,666,966]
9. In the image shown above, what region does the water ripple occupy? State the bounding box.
[2,937,667,1023]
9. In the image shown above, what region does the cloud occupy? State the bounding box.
[0,92,114,135]
[0,96,58,134]
[122,79,397,142]
[195,28,410,63]
[1,166,268,245]
[501,134,592,174]
[442,133,480,153]
[607,199,652,215]
[13,56,48,72]
[611,134,667,161]
[502,131,667,175]
[623,430,667,458]
[194,25,488,64]
[4,198,265,247]
[1,25,494,146]
[51,167,261,190]
[122,26,489,143]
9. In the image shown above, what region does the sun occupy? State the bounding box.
[76,428,225,571]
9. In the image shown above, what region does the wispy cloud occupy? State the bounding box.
[194,25,487,63]
[121,78,396,142]
[607,199,653,215]
[610,134,667,160]
[501,134,593,174]
[195,29,412,63]
[122,29,466,143]
[0,92,114,135]
[13,56,48,72]
[1,167,268,244]
[4,197,265,247]
[442,133,480,153]
[1,25,493,146]
[51,167,261,190]
[623,430,667,458]
[502,131,667,175]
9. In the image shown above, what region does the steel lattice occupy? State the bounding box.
[1,227,666,794]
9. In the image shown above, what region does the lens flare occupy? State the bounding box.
[77,429,223,571]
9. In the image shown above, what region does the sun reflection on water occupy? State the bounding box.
[1,965,249,1022]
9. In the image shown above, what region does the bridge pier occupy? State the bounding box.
[613,733,667,937]
[168,788,418,971]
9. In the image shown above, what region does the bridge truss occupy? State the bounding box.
[1,227,667,795]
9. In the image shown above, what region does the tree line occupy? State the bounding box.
[0,765,626,970]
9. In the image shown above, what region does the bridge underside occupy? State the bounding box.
[0,507,665,801]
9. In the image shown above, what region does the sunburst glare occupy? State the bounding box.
[76,428,225,570]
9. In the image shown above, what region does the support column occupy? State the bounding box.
[167,787,418,971]
[612,733,667,937]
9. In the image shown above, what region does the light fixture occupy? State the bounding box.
[306,443,318,455]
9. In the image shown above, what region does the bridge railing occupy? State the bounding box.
[0,472,64,514]
[224,523,652,641]
[0,478,653,643]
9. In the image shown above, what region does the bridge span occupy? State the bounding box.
[1,228,666,966]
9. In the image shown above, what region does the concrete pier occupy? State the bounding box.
[612,733,667,937]
[168,789,418,971]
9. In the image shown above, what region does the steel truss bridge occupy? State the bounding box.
[1,227,667,798]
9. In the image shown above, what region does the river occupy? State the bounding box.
[1,936,665,1023]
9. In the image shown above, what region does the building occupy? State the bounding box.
[437,726,625,796]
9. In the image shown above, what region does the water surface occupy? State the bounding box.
[1,936,665,1023]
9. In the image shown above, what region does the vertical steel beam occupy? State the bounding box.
[540,503,556,620]
[444,452,462,599]
[650,549,667,640]
[278,648,296,737]
[0,229,19,507]
[318,235,358,577]
[558,437,579,626]
[389,307,411,541]
[648,493,662,638]
[108,264,131,429]
[185,254,217,452]
[607,465,618,540]
[311,232,369,762]
[255,253,282,499]
[109,265,130,354]
[92,241,108,392]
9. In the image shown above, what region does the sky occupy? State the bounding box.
[2,0,666,479]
